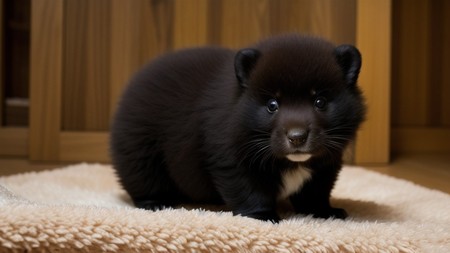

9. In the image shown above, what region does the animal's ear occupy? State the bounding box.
[235,48,261,88]
[334,45,362,86]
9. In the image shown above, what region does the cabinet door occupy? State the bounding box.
[29,0,390,164]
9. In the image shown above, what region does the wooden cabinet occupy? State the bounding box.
[391,0,450,154]
[1,0,392,164]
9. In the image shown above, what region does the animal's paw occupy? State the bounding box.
[312,207,348,219]
[135,200,168,211]
[237,209,280,223]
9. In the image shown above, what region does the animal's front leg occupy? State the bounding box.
[214,173,280,222]
[232,193,280,222]
[290,168,347,219]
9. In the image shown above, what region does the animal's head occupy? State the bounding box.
[234,35,366,163]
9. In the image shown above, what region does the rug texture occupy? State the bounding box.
[0,163,449,253]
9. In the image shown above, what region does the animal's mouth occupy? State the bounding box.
[286,153,312,162]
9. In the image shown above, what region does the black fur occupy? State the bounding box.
[110,34,366,222]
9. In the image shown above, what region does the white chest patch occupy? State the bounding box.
[278,166,312,200]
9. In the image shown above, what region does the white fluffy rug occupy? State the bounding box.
[0,163,449,252]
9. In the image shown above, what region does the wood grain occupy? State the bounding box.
[268,0,310,35]
[109,0,174,119]
[392,127,450,153]
[354,0,391,164]
[109,0,141,119]
[59,131,109,162]
[85,0,111,131]
[0,128,28,156]
[173,0,209,49]
[62,0,111,131]
[217,0,270,48]
[29,0,63,161]
[392,0,431,126]
[392,0,450,127]
[391,0,450,153]
[62,0,87,131]
[309,0,356,44]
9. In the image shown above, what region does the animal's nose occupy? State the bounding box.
[287,128,309,146]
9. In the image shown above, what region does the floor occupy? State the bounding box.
[364,153,450,194]
[0,153,449,194]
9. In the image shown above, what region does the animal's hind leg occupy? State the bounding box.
[113,151,185,211]
[131,172,185,211]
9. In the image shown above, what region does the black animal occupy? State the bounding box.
[110,34,366,222]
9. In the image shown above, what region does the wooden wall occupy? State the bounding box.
[60,0,357,131]
[23,0,390,163]
[391,0,450,154]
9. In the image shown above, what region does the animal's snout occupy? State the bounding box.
[287,128,309,147]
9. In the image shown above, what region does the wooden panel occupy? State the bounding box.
[109,0,140,118]
[29,0,63,161]
[65,0,177,130]
[268,0,311,36]
[109,0,174,117]
[268,0,356,45]
[308,0,356,44]
[62,0,111,131]
[59,132,109,162]
[392,0,450,128]
[0,128,28,156]
[392,128,450,153]
[216,0,270,48]
[210,0,356,48]
[173,0,209,49]
[354,0,391,164]
[392,0,431,126]
[391,0,450,154]
[61,0,87,131]
[84,1,111,130]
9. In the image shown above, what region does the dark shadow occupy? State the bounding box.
[282,198,402,222]
[120,195,401,223]
[331,198,402,222]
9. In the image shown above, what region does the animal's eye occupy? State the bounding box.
[267,99,279,113]
[314,97,327,110]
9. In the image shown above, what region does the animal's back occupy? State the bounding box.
[110,47,234,205]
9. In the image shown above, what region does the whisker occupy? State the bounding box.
[236,135,274,171]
